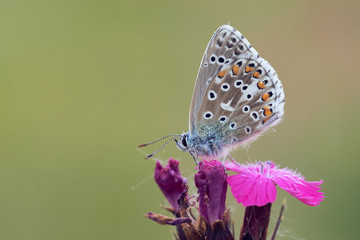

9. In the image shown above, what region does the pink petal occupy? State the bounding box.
[225,161,259,174]
[271,168,325,206]
[224,160,243,173]
[227,173,277,207]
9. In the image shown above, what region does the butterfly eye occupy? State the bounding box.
[234,80,243,88]
[181,136,188,147]
[242,105,250,113]
[204,111,213,119]
[208,90,217,101]
[229,122,237,130]
[221,83,230,92]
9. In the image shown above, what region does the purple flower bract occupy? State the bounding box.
[195,160,228,225]
[154,158,188,211]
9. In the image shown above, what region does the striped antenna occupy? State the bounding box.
[144,136,179,159]
[138,134,181,148]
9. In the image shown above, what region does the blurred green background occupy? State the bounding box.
[1,0,359,239]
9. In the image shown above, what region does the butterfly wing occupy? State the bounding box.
[189,25,260,132]
[189,25,285,154]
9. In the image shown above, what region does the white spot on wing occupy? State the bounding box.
[221,99,234,112]
[215,77,222,84]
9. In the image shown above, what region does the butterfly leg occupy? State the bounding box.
[228,153,236,162]
[189,151,199,166]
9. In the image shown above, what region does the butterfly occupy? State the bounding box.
[139,25,285,163]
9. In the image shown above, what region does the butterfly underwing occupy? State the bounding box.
[139,25,285,162]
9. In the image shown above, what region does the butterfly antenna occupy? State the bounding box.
[144,136,179,159]
[138,134,181,148]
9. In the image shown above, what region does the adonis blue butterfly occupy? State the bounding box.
[139,25,285,163]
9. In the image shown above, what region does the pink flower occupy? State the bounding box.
[225,160,325,207]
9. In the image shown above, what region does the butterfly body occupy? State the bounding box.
[176,124,229,159]
[140,25,285,161]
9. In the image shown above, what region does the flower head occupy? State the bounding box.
[154,158,188,211]
[149,159,234,240]
[195,160,228,225]
[225,160,325,207]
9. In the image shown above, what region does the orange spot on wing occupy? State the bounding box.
[263,108,273,116]
[253,72,260,78]
[245,67,254,73]
[232,64,240,75]
[217,69,227,78]
[262,93,270,101]
[257,81,266,89]
[263,117,270,124]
